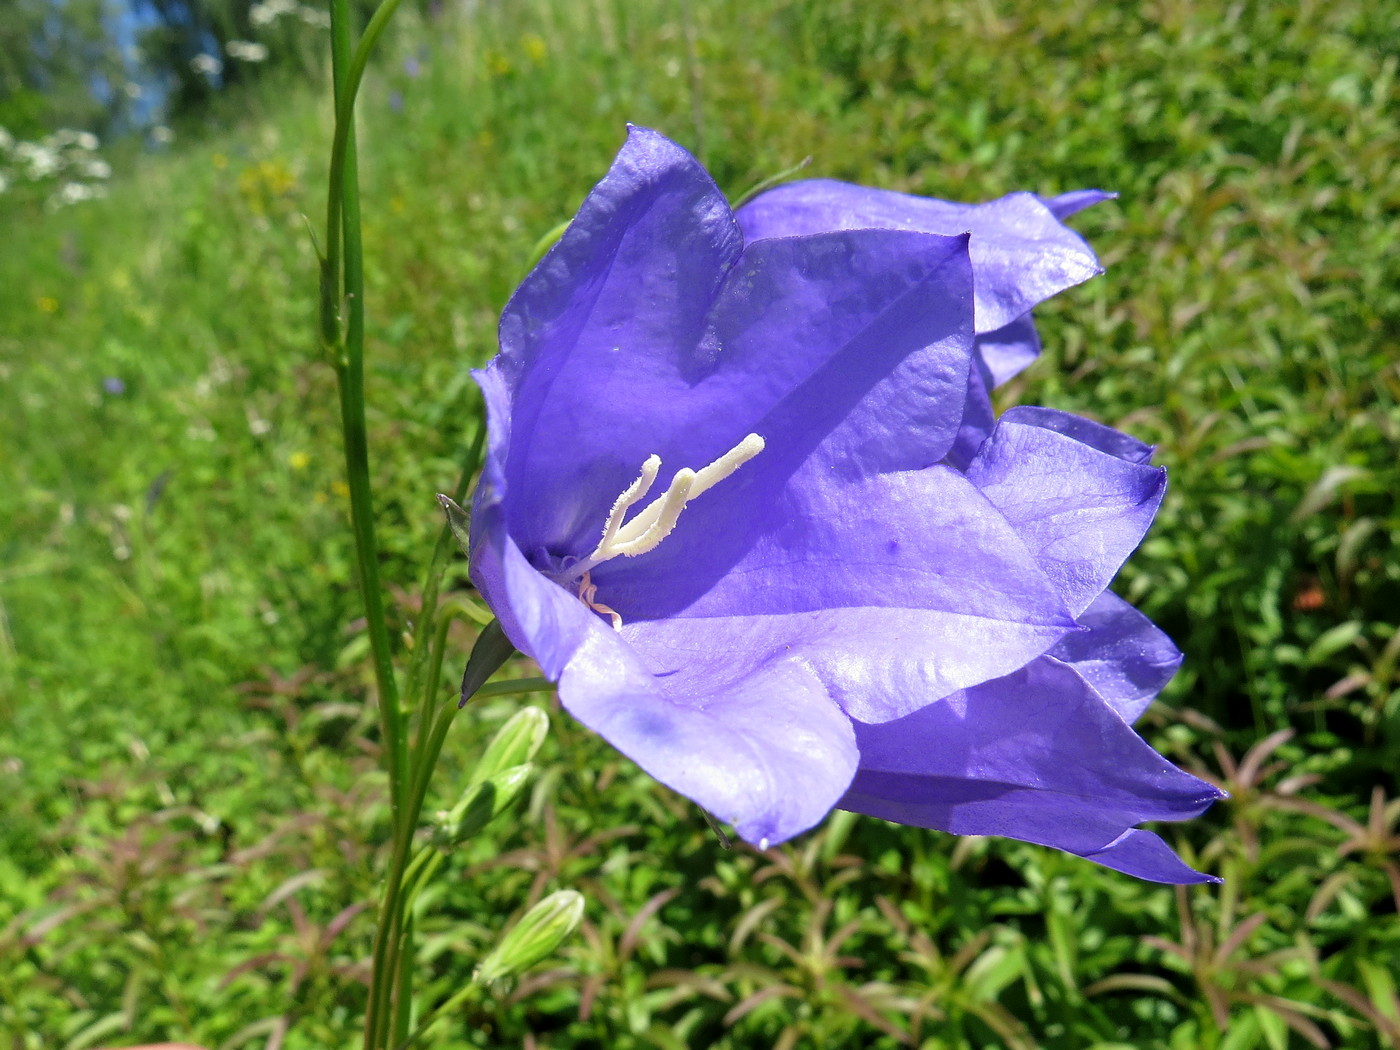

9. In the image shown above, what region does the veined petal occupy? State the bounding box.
[1080,828,1214,883]
[501,162,982,562]
[562,614,858,847]
[497,126,744,555]
[472,371,858,846]
[999,405,1156,464]
[1048,591,1182,724]
[469,365,597,678]
[944,357,995,471]
[737,180,1102,333]
[610,466,1077,723]
[474,461,858,847]
[964,413,1166,615]
[840,658,1223,884]
[974,311,1041,387]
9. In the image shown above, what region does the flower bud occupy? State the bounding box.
[471,706,549,785]
[475,890,584,984]
[433,763,533,847]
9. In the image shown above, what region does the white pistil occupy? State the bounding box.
[575,433,766,577]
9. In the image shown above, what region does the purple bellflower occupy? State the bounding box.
[467,127,1222,884]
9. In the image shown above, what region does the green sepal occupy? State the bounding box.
[520,218,571,278]
[436,493,472,559]
[459,619,516,706]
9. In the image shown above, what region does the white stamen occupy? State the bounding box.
[574,433,766,576]
[688,432,767,500]
[612,468,696,555]
[596,454,661,554]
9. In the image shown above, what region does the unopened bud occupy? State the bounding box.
[471,707,549,784]
[475,890,585,984]
[434,763,534,847]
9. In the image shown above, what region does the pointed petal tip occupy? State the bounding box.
[1081,828,1220,884]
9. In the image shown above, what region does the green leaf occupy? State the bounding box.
[1305,621,1364,665]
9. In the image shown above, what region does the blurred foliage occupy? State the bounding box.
[1,0,1398,1047]
[0,0,131,135]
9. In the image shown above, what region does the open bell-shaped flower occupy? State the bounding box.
[465,126,1220,882]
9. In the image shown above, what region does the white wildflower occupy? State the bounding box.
[191,53,223,76]
[18,143,60,179]
[51,181,104,208]
[226,40,269,62]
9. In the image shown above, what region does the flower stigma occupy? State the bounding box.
[565,433,766,625]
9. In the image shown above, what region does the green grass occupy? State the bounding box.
[2,0,1398,1047]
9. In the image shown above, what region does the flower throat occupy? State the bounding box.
[561,433,766,626]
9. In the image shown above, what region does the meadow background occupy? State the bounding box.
[2,0,1399,1046]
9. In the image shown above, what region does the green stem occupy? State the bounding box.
[395,980,480,1050]
[403,414,484,714]
[392,915,416,1046]
[323,0,415,351]
[323,1,420,1045]
[364,623,515,1049]
[321,2,499,1043]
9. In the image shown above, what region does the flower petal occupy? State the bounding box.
[564,615,858,847]
[496,126,745,555]
[476,498,859,848]
[472,365,858,847]
[973,311,1041,387]
[1048,591,1182,724]
[610,465,1077,723]
[840,658,1223,883]
[944,358,995,471]
[999,405,1156,463]
[1039,189,1117,220]
[736,180,1103,332]
[1079,828,1218,884]
[964,412,1166,615]
[499,142,984,562]
[469,367,597,678]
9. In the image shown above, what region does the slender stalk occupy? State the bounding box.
[321,3,508,1043]
[323,0,415,351]
[326,1,409,824]
[322,2,420,1044]
[404,416,486,712]
[393,915,416,1046]
[364,624,515,1049]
